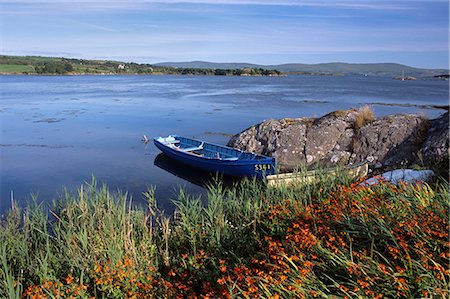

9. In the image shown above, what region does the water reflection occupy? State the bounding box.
[153,153,238,189]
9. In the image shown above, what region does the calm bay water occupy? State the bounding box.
[1,74,448,212]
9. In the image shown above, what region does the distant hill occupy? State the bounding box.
[0,55,447,78]
[155,61,448,78]
[155,61,261,70]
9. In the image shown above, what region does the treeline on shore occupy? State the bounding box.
[1,172,448,298]
[0,55,282,76]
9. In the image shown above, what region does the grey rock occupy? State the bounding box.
[227,118,313,171]
[351,114,429,167]
[228,110,362,171]
[305,110,357,166]
[228,109,445,171]
[422,112,449,165]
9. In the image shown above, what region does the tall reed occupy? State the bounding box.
[1,172,447,298]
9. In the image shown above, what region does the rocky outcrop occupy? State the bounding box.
[228,109,363,171]
[228,118,313,171]
[350,114,429,167]
[422,112,449,165]
[227,109,448,171]
[304,110,357,167]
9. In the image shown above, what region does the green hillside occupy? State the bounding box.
[0,55,281,76]
[0,64,35,73]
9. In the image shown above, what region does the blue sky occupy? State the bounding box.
[1,0,448,68]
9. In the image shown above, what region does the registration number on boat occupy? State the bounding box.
[254,164,272,171]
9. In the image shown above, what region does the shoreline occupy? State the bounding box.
[0,72,287,77]
[2,72,449,80]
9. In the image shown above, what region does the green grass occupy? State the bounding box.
[0,173,448,298]
[0,64,35,73]
[0,55,283,76]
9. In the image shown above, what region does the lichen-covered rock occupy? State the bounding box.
[304,110,358,167]
[228,109,362,171]
[351,114,428,167]
[422,112,449,165]
[273,122,309,170]
[227,118,313,171]
[228,109,438,171]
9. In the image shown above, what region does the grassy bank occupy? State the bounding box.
[1,173,448,298]
[0,55,282,76]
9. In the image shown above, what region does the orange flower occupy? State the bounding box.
[217,278,226,285]
[65,275,74,285]
[308,290,318,297]
[357,279,369,289]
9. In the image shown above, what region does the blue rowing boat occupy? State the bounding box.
[153,135,276,177]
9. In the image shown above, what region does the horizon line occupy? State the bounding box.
[1,53,449,70]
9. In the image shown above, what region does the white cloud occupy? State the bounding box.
[83,24,118,32]
[1,49,82,57]
[0,0,431,12]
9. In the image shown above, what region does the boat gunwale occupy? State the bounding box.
[154,135,275,163]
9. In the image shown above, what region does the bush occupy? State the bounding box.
[355,105,375,131]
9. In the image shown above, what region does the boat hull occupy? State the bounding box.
[267,162,368,188]
[153,135,275,177]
